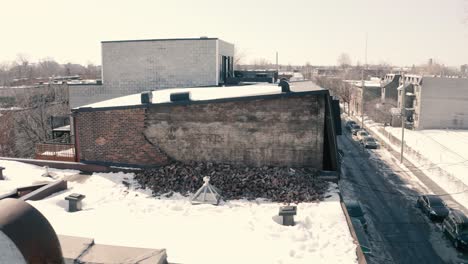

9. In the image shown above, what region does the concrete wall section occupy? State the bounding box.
[144,95,325,168]
[69,84,106,108]
[418,77,468,129]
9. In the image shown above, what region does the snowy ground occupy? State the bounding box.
[0,160,357,264]
[355,116,468,210]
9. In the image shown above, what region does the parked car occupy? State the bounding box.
[361,137,378,149]
[350,124,361,135]
[356,130,370,141]
[351,218,371,255]
[345,121,357,131]
[345,200,367,230]
[442,210,468,251]
[417,195,450,221]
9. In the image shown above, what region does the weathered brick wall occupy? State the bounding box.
[76,108,168,166]
[75,94,326,168]
[144,94,325,168]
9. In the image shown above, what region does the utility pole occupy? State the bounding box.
[400,72,406,163]
[276,52,279,73]
[361,70,365,128]
[361,33,368,129]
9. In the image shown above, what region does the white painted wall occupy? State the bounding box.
[418,77,468,129]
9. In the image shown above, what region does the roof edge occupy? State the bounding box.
[72,90,329,113]
[101,37,219,44]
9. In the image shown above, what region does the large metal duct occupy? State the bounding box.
[0,198,63,264]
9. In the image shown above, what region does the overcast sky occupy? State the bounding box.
[1,0,467,67]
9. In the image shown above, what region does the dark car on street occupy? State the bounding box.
[361,137,378,149]
[350,124,361,135]
[442,209,468,251]
[345,200,367,230]
[345,121,357,131]
[417,195,450,221]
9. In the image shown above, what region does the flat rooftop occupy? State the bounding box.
[73,82,325,111]
[101,37,219,44]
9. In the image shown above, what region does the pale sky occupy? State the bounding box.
[1,0,467,67]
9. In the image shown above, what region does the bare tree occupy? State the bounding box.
[337,53,352,69]
[234,47,246,69]
[38,58,61,78]
[12,85,69,158]
[364,98,396,124]
[250,58,272,70]
[302,62,313,80]
[338,82,353,115]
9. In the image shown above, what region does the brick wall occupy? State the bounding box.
[75,94,326,168]
[76,108,168,166]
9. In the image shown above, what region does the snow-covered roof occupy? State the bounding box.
[397,83,412,91]
[347,80,381,88]
[0,107,24,111]
[52,125,71,132]
[0,160,357,264]
[74,83,324,110]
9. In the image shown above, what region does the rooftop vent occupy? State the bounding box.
[170,92,191,102]
[191,177,222,205]
[141,91,153,104]
[279,205,297,226]
[65,193,86,212]
[200,36,208,39]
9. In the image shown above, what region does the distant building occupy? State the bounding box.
[381,73,401,105]
[397,75,468,130]
[69,37,234,108]
[312,67,342,77]
[347,79,382,116]
[461,64,468,75]
[230,70,278,84]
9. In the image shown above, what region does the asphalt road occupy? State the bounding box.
[338,130,468,264]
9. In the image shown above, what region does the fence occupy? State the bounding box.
[35,143,76,162]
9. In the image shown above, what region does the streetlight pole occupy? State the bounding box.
[361,33,368,129]
[400,72,406,163]
[361,70,365,128]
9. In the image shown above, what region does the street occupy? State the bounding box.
[338,129,468,264]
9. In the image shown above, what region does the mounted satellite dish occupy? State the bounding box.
[191,177,222,205]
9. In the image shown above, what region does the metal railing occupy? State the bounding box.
[35,143,76,162]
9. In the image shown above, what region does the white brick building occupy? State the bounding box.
[70,38,234,108]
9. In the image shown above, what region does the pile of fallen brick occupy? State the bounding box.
[134,162,329,202]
